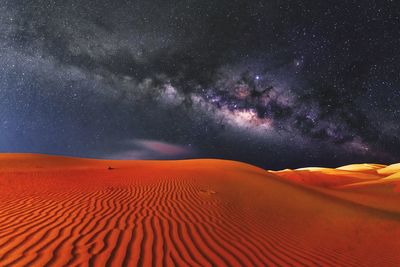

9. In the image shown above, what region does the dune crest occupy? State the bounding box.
[0,154,400,266]
[271,162,400,215]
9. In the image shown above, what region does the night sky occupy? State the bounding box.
[1,0,399,169]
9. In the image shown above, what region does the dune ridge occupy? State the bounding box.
[0,154,400,266]
[271,162,400,215]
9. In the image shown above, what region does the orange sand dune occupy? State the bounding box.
[272,163,400,214]
[0,154,400,266]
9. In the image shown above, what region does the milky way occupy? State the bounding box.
[0,0,399,169]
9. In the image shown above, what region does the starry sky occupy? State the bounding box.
[0,0,399,169]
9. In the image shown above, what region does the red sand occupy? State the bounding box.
[0,154,400,266]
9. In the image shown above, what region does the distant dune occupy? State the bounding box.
[0,154,400,266]
[271,162,400,215]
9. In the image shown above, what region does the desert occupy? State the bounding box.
[0,154,399,266]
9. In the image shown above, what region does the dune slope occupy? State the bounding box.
[0,154,400,266]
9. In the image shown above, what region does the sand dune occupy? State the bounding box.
[0,154,400,266]
[272,163,400,188]
[272,163,400,215]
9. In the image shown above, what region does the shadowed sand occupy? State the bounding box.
[0,154,400,266]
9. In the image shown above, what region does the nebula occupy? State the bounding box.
[0,0,399,169]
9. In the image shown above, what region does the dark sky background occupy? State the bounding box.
[0,0,399,169]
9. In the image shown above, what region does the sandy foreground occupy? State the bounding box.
[0,154,399,266]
